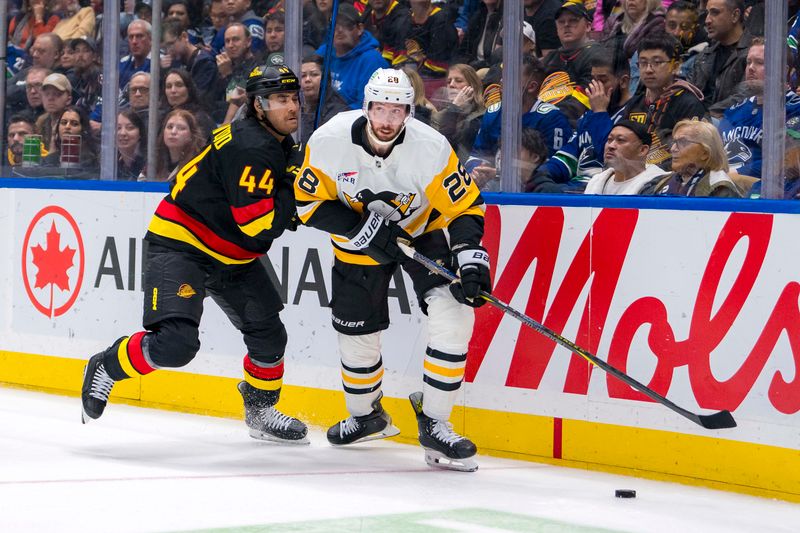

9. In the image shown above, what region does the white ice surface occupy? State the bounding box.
[1,386,798,533]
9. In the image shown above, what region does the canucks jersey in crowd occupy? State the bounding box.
[465,99,572,173]
[211,11,266,56]
[718,91,800,179]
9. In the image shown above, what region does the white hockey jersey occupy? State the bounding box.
[296,110,485,265]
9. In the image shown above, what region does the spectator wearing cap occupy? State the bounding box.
[642,119,743,197]
[36,72,73,151]
[583,120,669,194]
[4,114,37,175]
[316,4,389,110]
[455,0,503,69]
[119,19,153,89]
[362,0,412,67]
[5,33,65,115]
[52,0,96,41]
[160,18,219,106]
[525,0,562,57]
[687,0,753,109]
[403,0,458,93]
[541,1,602,125]
[70,37,102,116]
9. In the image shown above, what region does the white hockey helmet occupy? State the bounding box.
[363,68,416,122]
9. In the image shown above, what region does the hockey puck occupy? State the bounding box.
[615,489,636,498]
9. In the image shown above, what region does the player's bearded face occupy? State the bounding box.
[367,102,408,142]
[261,92,300,135]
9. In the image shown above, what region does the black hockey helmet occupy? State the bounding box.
[245,64,300,98]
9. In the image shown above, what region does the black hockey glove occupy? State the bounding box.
[449,244,491,307]
[345,210,411,264]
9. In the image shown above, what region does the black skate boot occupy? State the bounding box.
[327,393,400,446]
[81,351,117,424]
[238,381,309,445]
[409,391,478,472]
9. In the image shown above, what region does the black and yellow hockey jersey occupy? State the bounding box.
[146,116,295,265]
[295,110,485,266]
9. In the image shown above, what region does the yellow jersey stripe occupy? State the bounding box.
[238,210,276,237]
[148,217,254,265]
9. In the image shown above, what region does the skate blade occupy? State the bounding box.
[329,424,401,446]
[424,449,478,472]
[81,407,91,424]
[248,428,310,445]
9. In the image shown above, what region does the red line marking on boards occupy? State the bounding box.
[553,417,563,459]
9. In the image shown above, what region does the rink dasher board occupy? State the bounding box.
[0,186,799,501]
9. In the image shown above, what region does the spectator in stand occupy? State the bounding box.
[211,0,266,55]
[162,69,216,140]
[116,110,148,181]
[125,72,153,120]
[37,72,73,151]
[160,18,219,105]
[215,23,260,121]
[456,0,503,69]
[527,51,634,192]
[609,32,706,169]
[3,114,37,174]
[317,4,389,110]
[602,0,666,92]
[299,54,349,143]
[404,0,458,95]
[642,119,742,197]
[541,1,602,125]
[362,0,411,67]
[431,63,485,162]
[517,128,549,184]
[688,0,752,109]
[718,38,800,182]
[6,67,50,119]
[152,109,206,181]
[583,120,669,194]
[164,0,203,45]
[402,66,438,125]
[70,37,102,117]
[5,33,64,114]
[52,0,96,41]
[42,105,99,171]
[206,0,230,48]
[524,0,561,57]
[120,19,153,89]
[8,0,60,50]
[665,1,706,80]
[60,38,78,71]
[264,8,287,65]
[454,0,479,43]
[467,56,573,189]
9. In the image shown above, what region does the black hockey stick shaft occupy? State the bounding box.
[397,241,736,430]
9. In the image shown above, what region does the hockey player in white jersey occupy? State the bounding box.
[295,68,491,472]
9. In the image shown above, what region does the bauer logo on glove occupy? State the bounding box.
[449,244,492,307]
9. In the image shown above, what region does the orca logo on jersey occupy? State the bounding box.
[725,139,753,170]
[344,188,417,221]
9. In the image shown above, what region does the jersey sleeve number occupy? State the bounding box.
[297,168,320,195]
[442,164,473,203]
[239,166,274,194]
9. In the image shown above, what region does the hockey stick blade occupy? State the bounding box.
[396,241,737,430]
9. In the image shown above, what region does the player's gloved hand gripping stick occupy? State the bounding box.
[396,240,737,430]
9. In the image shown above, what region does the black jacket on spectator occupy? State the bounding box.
[175,48,220,106]
[525,0,561,56]
[362,1,411,67]
[542,42,601,90]
[455,3,503,69]
[432,103,485,164]
[688,31,753,109]
[406,5,458,78]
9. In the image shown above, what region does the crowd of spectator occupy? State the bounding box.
[3,0,800,198]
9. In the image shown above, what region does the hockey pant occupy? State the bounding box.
[99,243,287,404]
[339,285,474,420]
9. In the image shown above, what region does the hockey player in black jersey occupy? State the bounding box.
[81,65,309,444]
[296,68,492,471]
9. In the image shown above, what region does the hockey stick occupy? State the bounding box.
[396,241,737,430]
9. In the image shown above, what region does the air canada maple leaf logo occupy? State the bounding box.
[21,206,85,318]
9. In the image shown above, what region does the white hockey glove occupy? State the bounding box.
[345,210,411,264]
[449,244,491,307]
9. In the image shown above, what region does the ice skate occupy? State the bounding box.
[327,393,400,446]
[238,381,309,445]
[409,391,478,472]
[81,352,116,424]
